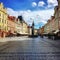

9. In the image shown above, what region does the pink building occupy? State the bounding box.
[7,16,16,36]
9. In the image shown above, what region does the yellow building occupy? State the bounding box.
[34,29,38,35]
[22,21,28,35]
[28,26,32,35]
[15,18,21,35]
[0,3,8,37]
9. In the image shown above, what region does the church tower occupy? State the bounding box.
[32,21,34,36]
[57,0,60,7]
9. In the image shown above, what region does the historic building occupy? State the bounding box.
[18,16,28,35]
[34,29,38,35]
[22,21,28,35]
[39,26,44,35]
[54,6,59,31]
[44,20,51,34]
[0,3,8,37]
[43,16,55,34]
[50,16,55,32]
[53,0,60,33]
[0,2,30,37]
[15,18,22,35]
[7,16,16,36]
[28,26,32,35]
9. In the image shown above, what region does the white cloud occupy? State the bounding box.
[47,0,58,8]
[38,1,45,7]
[7,8,54,27]
[27,10,31,12]
[32,2,37,7]
[7,8,18,17]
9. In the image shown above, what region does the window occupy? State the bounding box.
[5,20,6,24]
[2,19,4,23]
[0,26,1,29]
[4,27,6,31]
[3,14,4,19]
[0,13,1,16]
[0,18,1,23]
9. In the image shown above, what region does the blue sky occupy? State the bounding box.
[0,0,58,29]
[0,0,47,10]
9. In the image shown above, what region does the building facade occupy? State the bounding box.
[28,26,32,35]
[44,20,51,34]
[43,16,55,34]
[50,16,55,32]
[39,26,44,35]
[18,16,28,35]
[22,21,28,35]
[34,29,38,35]
[7,16,15,36]
[54,6,59,31]
[0,3,8,37]
[15,18,22,35]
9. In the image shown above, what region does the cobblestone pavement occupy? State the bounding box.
[0,36,60,60]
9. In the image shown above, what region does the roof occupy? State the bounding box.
[28,26,32,28]
[8,16,16,21]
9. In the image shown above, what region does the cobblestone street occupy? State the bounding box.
[0,36,60,60]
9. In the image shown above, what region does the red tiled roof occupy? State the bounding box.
[28,26,32,28]
[8,16,16,20]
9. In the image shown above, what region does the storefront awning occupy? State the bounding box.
[54,30,60,34]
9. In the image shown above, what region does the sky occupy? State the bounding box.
[0,0,58,29]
